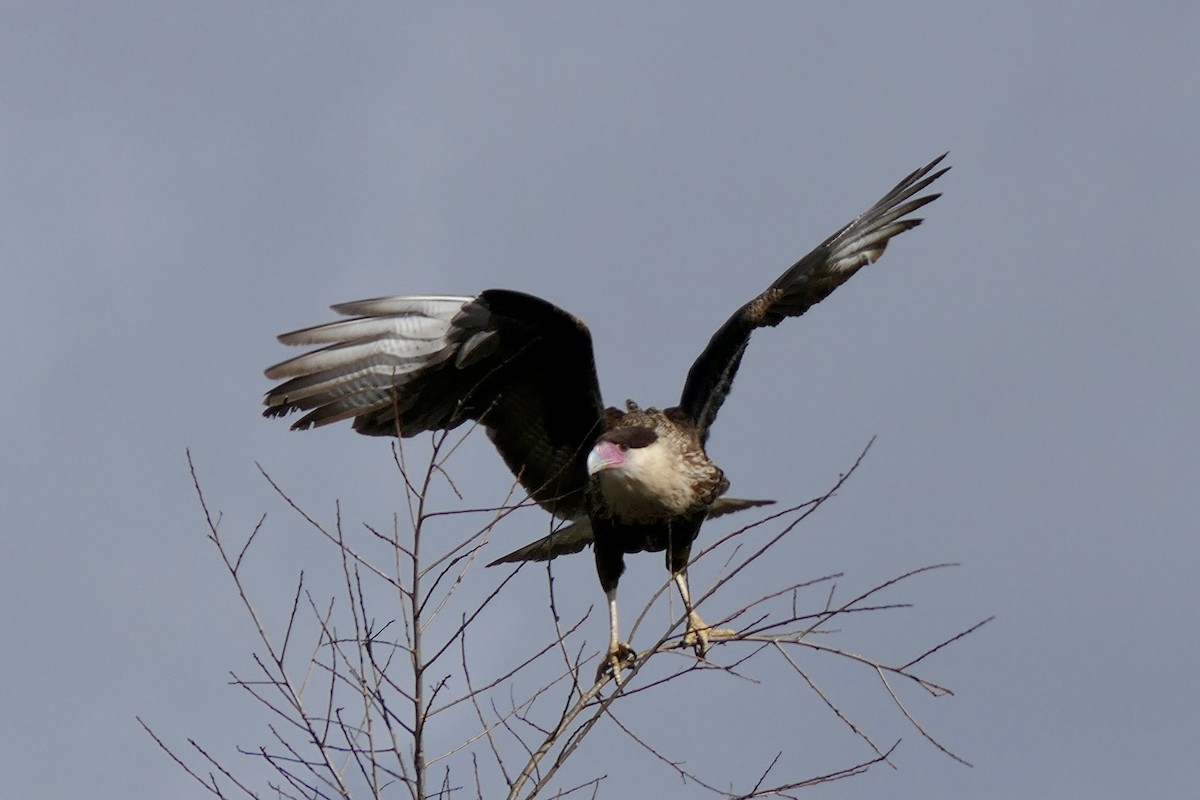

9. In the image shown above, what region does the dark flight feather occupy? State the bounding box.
[678,153,948,442]
[265,290,604,518]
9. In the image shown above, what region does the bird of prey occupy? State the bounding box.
[263,154,948,681]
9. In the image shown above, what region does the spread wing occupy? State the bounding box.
[678,154,949,441]
[264,289,604,518]
[485,496,776,566]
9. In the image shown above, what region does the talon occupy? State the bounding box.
[683,613,735,659]
[683,624,710,658]
[596,642,637,683]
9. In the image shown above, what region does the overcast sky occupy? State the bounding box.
[3,2,1198,798]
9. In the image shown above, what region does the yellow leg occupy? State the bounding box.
[672,572,734,658]
[595,587,636,683]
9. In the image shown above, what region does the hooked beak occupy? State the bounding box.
[587,441,626,475]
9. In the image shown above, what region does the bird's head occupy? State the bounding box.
[587,423,709,521]
[587,426,660,477]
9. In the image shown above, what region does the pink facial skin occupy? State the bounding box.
[587,440,628,475]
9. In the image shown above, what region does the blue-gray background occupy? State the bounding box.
[4,3,1197,797]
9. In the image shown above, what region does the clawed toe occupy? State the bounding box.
[683,616,735,659]
[596,642,637,683]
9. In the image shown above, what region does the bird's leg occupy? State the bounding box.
[666,522,732,658]
[596,587,636,684]
[672,571,734,658]
[593,530,635,684]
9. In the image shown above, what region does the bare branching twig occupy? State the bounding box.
[146,444,984,798]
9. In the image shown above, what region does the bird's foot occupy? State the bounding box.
[683,615,735,659]
[595,641,637,684]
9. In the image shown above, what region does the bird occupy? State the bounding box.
[263,154,948,682]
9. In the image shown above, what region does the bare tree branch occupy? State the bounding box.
[149,443,983,799]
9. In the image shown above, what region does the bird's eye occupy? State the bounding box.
[617,443,629,451]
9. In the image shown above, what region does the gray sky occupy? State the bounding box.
[3,2,1197,797]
